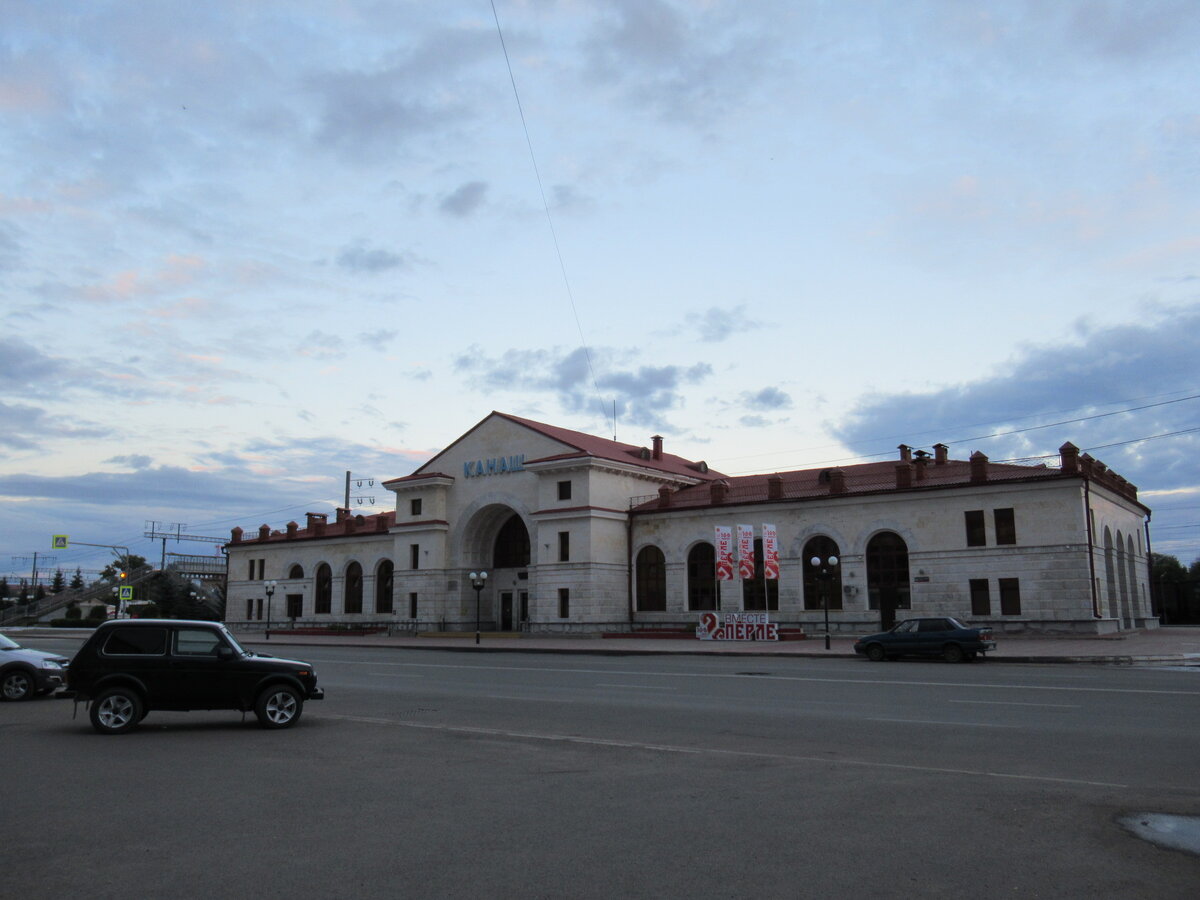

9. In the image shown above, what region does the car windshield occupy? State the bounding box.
[218,626,248,656]
[0,633,21,650]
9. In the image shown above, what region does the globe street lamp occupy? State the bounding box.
[810,555,840,650]
[264,579,277,640]
[469,571,488,645]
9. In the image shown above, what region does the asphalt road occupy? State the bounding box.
[4,639,1200,899]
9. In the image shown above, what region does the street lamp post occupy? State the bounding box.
[264,580,277,640]
[810,555,840,650]
[469,571,488,645]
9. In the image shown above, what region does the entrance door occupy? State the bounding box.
[519,591,529,627]
[500,591,514,631]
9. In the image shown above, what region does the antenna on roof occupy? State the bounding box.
[613,399,617,442]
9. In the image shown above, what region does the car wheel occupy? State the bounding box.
[2,669,35,701]
[865,644,886,662]
[943,644,966,663]
[90,687,143,735]
[255,685,303,729]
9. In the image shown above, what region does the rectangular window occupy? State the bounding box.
[409,592,418,619]
[999,578,1021,615]
[557,480,572,501]
[286,594,303,618]
[246,598,253,619]
[558,531,570,562]
[174,628,225,657]
[969,579,991,616]
[256,598,263,621]
[248,560,256,580]
[410,544,420,570]
[964,510,986,547]
[258,559,266,580]
[411,498,422,516]
[101,627,167,656]
[558,588,570,618]
[994,508,1016,545]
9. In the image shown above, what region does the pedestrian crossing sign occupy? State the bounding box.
[119,586,134,601]
[52,534,69,549]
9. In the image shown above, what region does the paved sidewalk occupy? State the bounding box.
[232,626,1200,666]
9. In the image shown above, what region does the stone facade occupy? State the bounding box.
[225,414,1154,635]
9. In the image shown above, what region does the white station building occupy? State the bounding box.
[225,411,1155,636]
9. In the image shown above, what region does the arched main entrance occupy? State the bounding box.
[461,505,531,631]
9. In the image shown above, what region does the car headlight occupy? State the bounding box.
[41,660,63,670]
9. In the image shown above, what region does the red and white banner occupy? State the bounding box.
[762,523,779,580]
[715,526,734,581]
[736,524,755,580]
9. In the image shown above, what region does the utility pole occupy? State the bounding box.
[345,471,377,509]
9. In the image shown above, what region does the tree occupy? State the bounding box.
[0,576,8,599]
[51,568,66,593]
[1151,553,1188,583]
[1190,558,1200,581]
[102,554,148,580]
[70,568,85,590]
[34,584,46,601]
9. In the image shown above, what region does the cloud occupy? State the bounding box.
[337,241,408,273]
[581,0,781,125]
[358,329,398,351]
[105,454,153,470]
[439,181,488,217]
[688,304,764,342]
[831,304,1200,493]
[296,331,346,360]
[454,345,711,428]
[743,386,792,411]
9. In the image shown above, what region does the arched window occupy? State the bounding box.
[1103,527,1118,619]
[375,560,394,614]
[866,532,910,627]
[802,536,842,610]
[493,513,530,569]
[315,563,332,614]
[344,562,363,614]
[742,538,779,611]
[687,543,717,611]
[288,564,304,579]
[636,546,666,611]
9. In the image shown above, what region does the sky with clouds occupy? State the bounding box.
[2,0,1198,581]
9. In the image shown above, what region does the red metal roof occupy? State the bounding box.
[406,411,723,482]
[632,457,1069,512]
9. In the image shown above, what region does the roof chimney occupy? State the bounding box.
[258,524,270,541]
[767,474,783,500]
[230,526,243,544]
[286,521,298,539]
[933,443,948,465]
[969,451,989,484]
[913,454,928,481]
[306,512,327,530]
[828,468,846,494]
[657,485,672,508]
[898,444,912,462]
[1059,441,1079,474]
[896,462,913,489]
[710,480,728,504]
[651,435,663,460]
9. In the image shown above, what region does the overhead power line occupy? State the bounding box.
[490,1,612,436]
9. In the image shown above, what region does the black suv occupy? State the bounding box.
[66,619,324,734]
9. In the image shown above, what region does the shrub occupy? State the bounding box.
[87,605,109,621]
[65,605,82,621]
